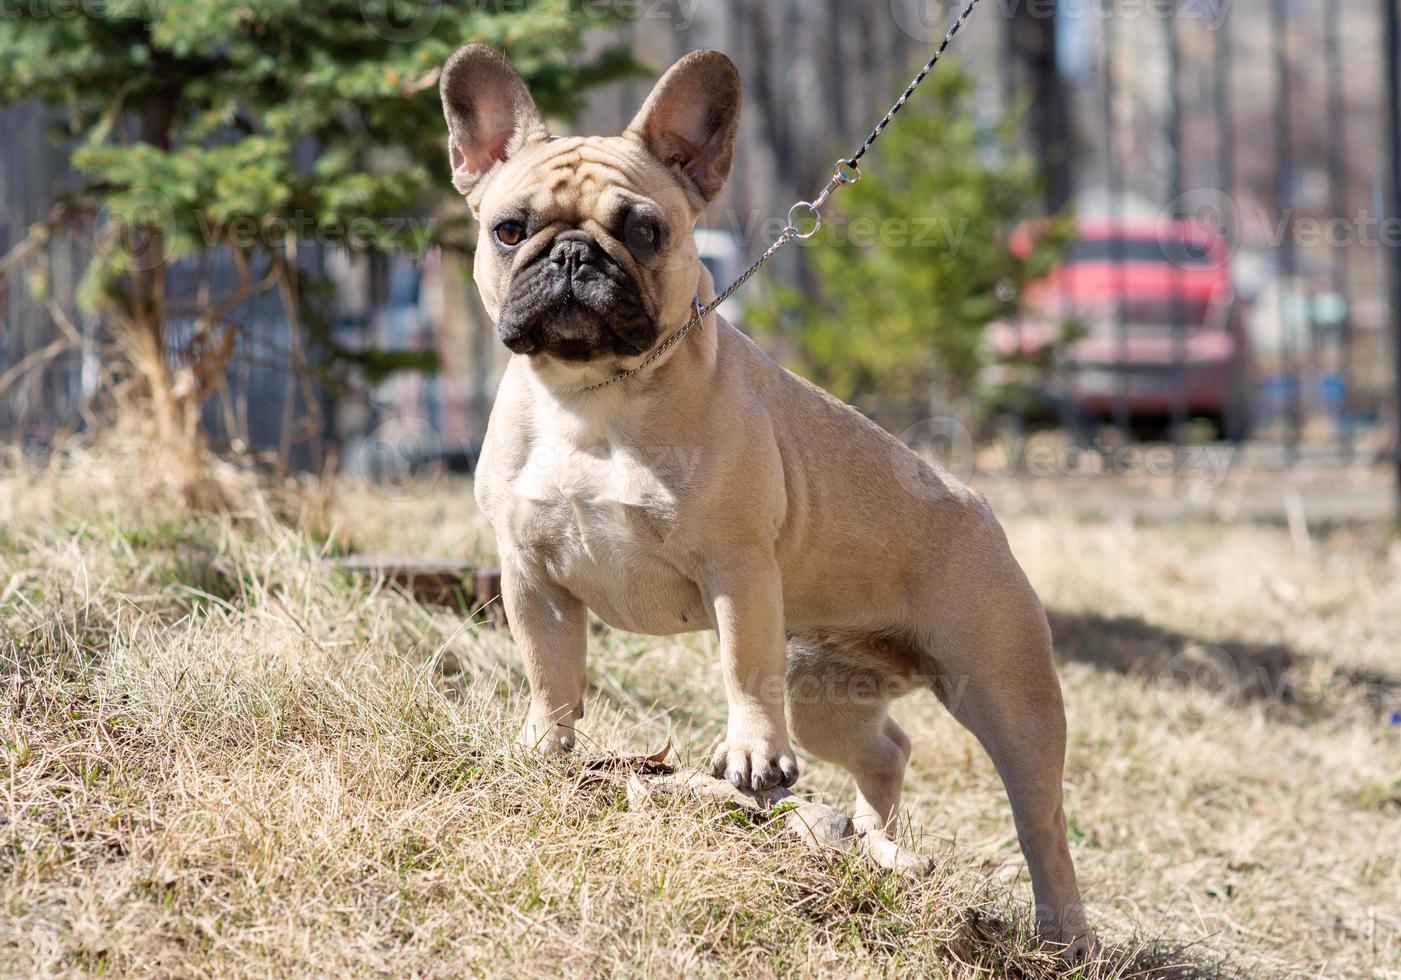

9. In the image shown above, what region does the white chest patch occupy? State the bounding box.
[513,440,679,512]
[501,438,707,635]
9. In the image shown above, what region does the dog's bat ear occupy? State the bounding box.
[440,43,549,199]
[626,49,741,203]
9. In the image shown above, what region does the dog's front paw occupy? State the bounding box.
[710,730,799,794]
[1051,931,1099,968]
[1038,923,1099,967]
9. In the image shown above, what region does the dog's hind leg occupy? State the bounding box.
[934,594,1095,962]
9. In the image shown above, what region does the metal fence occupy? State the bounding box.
[0,100,336,468]
[1,100,88,446]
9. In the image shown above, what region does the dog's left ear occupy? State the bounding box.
[440,43,549,201]
[626,50,741,203]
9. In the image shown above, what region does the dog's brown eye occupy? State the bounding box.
[494,221,526,248]
[625,217,660,254]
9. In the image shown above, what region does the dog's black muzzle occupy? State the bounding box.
[497,231,657,362]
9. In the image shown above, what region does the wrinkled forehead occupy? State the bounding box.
[479,135,691,227]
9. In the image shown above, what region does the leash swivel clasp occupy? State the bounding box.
[785,158,862,240]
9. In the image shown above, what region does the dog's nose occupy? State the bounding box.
[549,231,598,272]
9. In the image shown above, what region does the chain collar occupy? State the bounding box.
[578,293,706,392]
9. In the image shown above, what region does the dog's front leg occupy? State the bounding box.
[705,554,799,793]
[501,557,587,754]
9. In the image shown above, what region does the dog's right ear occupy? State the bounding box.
[440,43,549,202]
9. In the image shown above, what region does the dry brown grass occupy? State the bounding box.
[3,450,1398,978]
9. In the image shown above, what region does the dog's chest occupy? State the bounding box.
[494,440,710,634]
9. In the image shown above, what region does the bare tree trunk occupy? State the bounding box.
[126,90,178,439]
[115,88,227,508]
[1006,1,1070,213]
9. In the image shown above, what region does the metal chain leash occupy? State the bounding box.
[848,0,982,167]
[580,0,983,393]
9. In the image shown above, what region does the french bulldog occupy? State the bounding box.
[441,43,1094,959]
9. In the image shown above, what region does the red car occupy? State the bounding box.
[991,217,1252,439]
